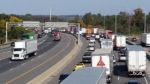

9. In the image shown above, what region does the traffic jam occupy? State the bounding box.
[58,27,146,84]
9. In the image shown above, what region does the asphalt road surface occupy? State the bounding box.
[0,33,75,84]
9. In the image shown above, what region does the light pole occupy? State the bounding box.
[5,22,8,43]
[115,15,117,35]
[144,13,147,33]
[78,23,80,44]
[104,15,105,28]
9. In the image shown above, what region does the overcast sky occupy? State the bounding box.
[0,0,150,15]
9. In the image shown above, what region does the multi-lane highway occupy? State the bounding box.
[0,33,76,84]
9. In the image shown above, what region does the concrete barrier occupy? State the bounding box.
[27,37,83,84]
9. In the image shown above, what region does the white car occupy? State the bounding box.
[90,38,95,43]
[88,46,95,51]
[88,42,95,47]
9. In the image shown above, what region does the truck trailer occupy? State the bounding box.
[126,45,146,76]
[11,39,38,60]
[92,48,113,82]
[61,67,106,84]
[141,33,150,46]
[114,35,126,50]
[100,39,113,49]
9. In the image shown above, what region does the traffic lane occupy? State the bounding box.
[0,34,49,64]
[48,36,88,84]
[112,50,147,84]
[0,34,57,74]
[0,34,48,53]
[0,34,74,84]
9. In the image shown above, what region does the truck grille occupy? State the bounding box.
[14,54,19,57]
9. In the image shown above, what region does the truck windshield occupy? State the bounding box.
[14,48,22,51]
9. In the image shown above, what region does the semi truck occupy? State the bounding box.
[53,32,61,41]
[61,67,106,84]
[114,35,126,50]
[100,39,113,49]
[105,30,113,39]
[92,48,113,82]
[11,39,38,60]
[126,45,146,76]
[21,33,35,40]
[141,33,150,46]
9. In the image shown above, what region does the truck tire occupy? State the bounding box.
[34,52,37,56]
[25,55,29,59]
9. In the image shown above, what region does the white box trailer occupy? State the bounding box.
[141,33,150,46]
[115,35,126,49]
[61,67,106,84]
[126,45,146,76]
[11,39,38,60]
[92,48,113,82]
[92,28,98,34]
[101,39,113,49]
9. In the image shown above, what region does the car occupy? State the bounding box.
[88,46,95,51]
[86,35,91,40]
[89,38,95,43]
[82,52,92,63]
[73,63,85,71]
[88,42,95,47]
[126,81,140,84]
[10,42,15,47]
[37,33,42,38]
[59,73,70,83]
[132,38,137,42]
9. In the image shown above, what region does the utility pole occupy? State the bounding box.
[104,15,105,28]
[115,15,117,35]
[50,8,52,21]
[5,22,8,43]
[78,23,80,44]
[129,15,131,35]
[144,13,147,33]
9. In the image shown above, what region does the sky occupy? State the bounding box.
[0,0,150,15]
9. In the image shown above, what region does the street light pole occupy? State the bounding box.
[115,15,117,35]
[104,16,105,28]
[144,13,147,33]
[78,23,80,44]
[5,22,8,43]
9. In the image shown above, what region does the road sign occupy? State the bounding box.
[45,22,68,28]
[97,56,105,66]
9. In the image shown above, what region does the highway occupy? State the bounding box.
[0,33,75,84]
[47,36,150,84]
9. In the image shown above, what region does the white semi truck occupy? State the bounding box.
[61,67,106,84]
[115,35,126,50]
[92,48,113,82]
[126,45,146,76]
[11,39,38,60]
[141,33,150,46]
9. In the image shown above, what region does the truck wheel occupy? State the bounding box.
[34,52,37,56]
[25,55,29,59]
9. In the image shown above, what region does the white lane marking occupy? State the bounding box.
[117,63,120,80]
[0,56,10,61]
[144,77,149,84]
[0,51,11,54]
[9,68,14,71]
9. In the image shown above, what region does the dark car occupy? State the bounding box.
[126,81,140,84]
[59,73,70,83]
[132,38,137,42]
[82,52,92,63]
[37,33,42,38]
[10,42,15,47]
